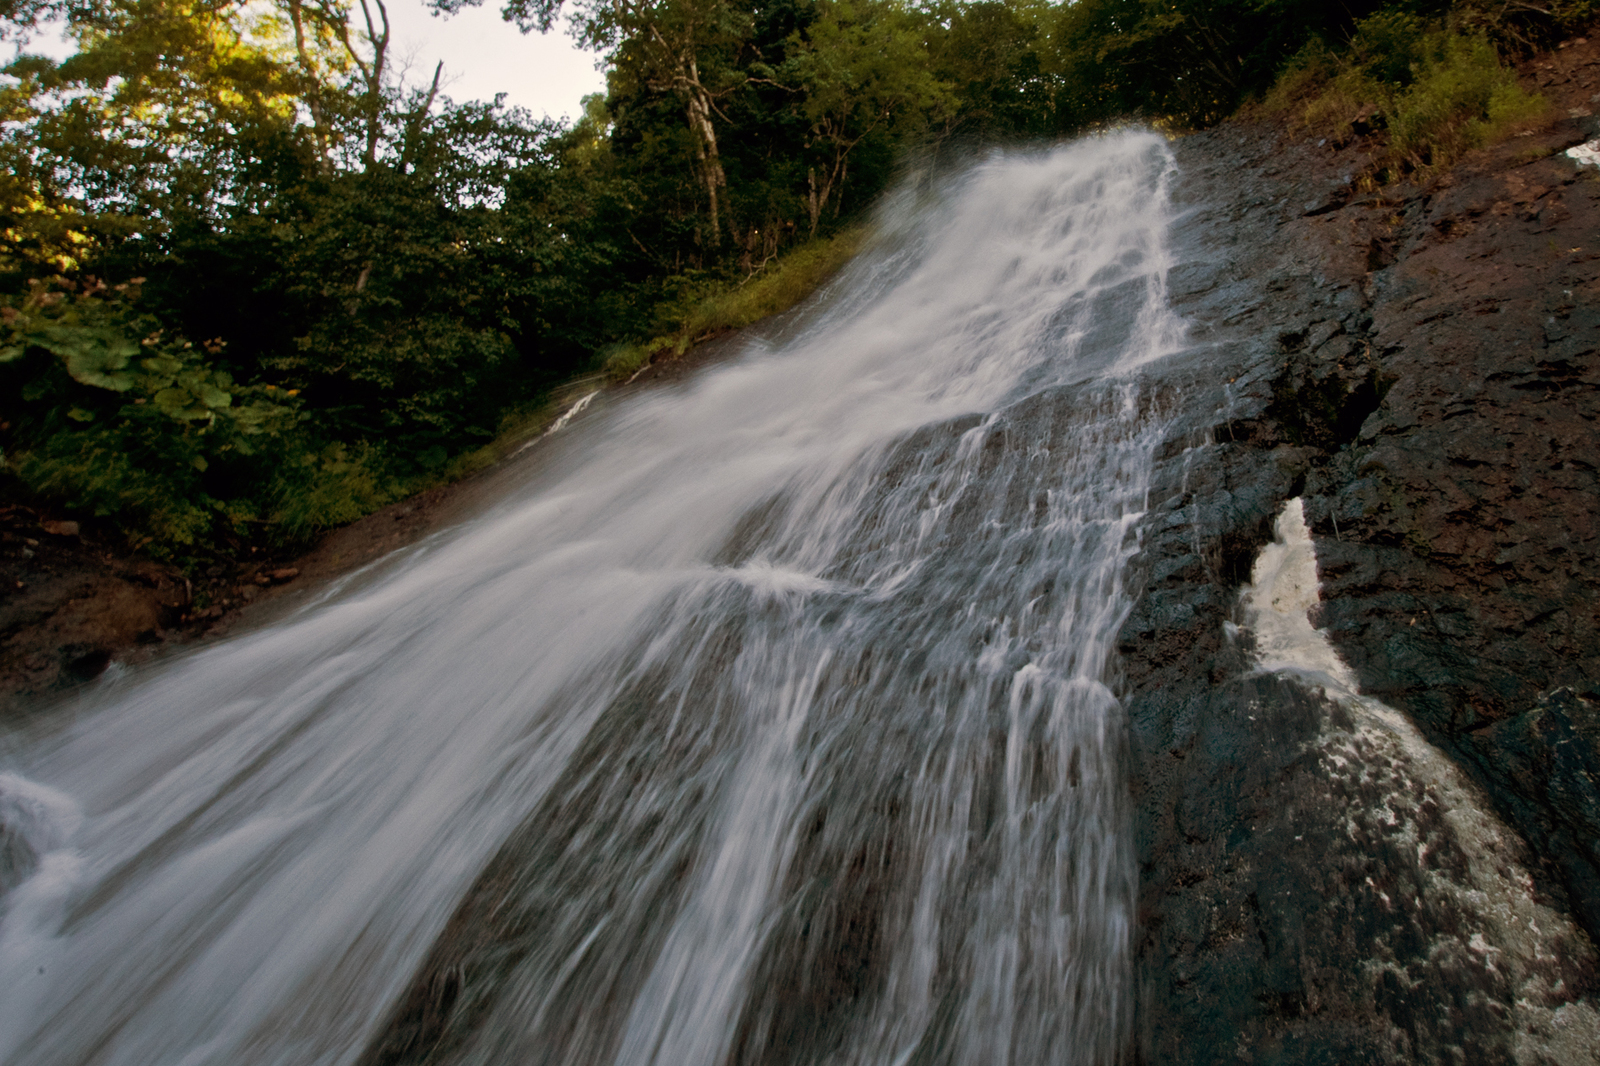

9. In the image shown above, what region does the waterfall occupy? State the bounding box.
[0,132,1184,1066]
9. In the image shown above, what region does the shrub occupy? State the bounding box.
[1,278,303,554]
[1385,32,1548,170]
[1264,8,1549,178]
[268,442,401,540]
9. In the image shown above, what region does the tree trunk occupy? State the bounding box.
[806,167,821,236]
[683,75,727,245]
[642,28,732,244]
[352,0,391,170]
[287,0,332,168]
[806,147,846,236]
[398,61,443,173]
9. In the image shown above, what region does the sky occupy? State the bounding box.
[6,0,610,122]
[382,0,608,120]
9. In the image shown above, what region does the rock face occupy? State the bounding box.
[1123,50,1600,1065]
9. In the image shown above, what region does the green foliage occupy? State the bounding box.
[1386,31,1547,170]
[1266,9,1550,177]
[1044,0,1395,130]
[925,1,1058,140]
[780,0,951,233]
[682,225,866,336]
[0,0,1589,563]
[1,279,302,550]
[1449,0,1598,49]
[268,442,401,538]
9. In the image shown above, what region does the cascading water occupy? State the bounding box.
[0,132,1185,1066]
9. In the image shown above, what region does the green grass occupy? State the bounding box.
[602,226,868,381]
[1261,12,1551,180]
[270,443,403,541]
[1385,33,1549,172]
[406,229,869,510]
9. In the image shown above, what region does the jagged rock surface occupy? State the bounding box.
[1124,67,1600,1064]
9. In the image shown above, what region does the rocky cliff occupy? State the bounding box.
[1124,40,1600,1065]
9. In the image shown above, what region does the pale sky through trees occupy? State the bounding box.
[6,0,609,121]
[383,0,607,119]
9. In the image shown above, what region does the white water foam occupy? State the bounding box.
[0,774,85,1063]
[1567,139,1600,168]
[0,132,1179,1066]
[1242,499,1600,1065]
[520,389,601,452]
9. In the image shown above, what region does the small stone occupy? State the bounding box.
[268,567,300,583]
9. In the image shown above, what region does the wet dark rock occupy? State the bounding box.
[1125,93,1600,1062]
[60,645,111,682]
[1300,181,1350,217]
[1467,688,1600,935]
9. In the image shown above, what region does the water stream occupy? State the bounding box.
[0,132,1185,1066]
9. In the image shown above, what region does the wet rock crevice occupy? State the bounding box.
[1127,58,1600,1061]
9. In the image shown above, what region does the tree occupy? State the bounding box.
[436,0,749,243]
[1,0,604,549]
[4,0,305,222]
[782,0,948,233]
[926,0,1060,141]
[1046,0,1395,128]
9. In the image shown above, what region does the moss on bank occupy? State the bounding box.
[600,227,867,381]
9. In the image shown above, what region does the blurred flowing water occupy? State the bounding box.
[0,132,1186,1066]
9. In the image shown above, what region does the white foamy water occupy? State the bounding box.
[0,132,1182,1066]
[1242,499,1600,1065]
[1240,499,1358,687]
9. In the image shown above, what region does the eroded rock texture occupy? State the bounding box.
[1125,60,1600,1064]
